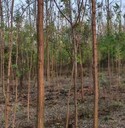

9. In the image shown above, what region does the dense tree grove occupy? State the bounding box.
[0,0,125,128]
[1,0,125,79]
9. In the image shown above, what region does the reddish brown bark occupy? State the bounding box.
[37,0,45,128]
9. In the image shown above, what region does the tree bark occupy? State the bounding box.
[91,0,99,127]
[37,0,45,128]
[45,0,50,82]
[5,0,14,127]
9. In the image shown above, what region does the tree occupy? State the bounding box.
[91,0,99,127]
[37,0,45,128]
[45,0,50,81]
[0,0,5,98]
[5,0,15,127]
[54,1,84,127]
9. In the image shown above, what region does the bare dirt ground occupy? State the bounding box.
[0,73,125,128]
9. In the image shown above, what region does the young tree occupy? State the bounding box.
[54,1,84,127]
[91,0,99,127]
[0,0,5,98]
[5,0,15,127]
[106,0,112,87]
[37,0,45,127]
[45,0,50,81]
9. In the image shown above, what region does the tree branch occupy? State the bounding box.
[75,0,84,24]
[53,0,72,24]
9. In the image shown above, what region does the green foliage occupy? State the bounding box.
[2,0,125,80]
[99,72,109,87]
[99,32,125,63]
[12,64,18,69]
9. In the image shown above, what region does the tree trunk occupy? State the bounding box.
[12,30,19,128]
[72,29,78,128]
[5,0,14,127]
[91,0,99,127]
[37,0,45,127]
[45,0,50,82]
[0,0,5,98]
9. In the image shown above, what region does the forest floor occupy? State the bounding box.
[0,72,125,128]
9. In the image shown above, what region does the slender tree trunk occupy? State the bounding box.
[119,0,122,32]
[45,0,50,82]
[91,0,99,127]
[80,46,84,100]
[117,0,122,87]
[27,54,32,122]
[0,0,5,98]
[5,1,14,127]
[12,31,19,128]
[72,29,78,128]
[106,0,112,87]
[108,50,111,86]
[27,4,32,122]
[68,0,78,126]
[65,89,71,128]
[37,0,44,127]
